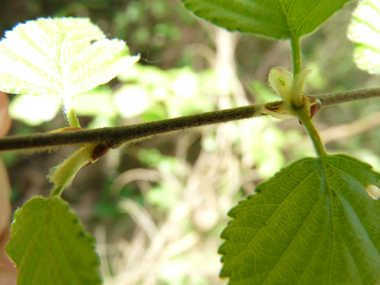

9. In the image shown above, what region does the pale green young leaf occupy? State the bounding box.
[181,0,354,40]
[0,17,139,97]
[219,154,380,284]
[6,196,102,285]
[347,0,380,74]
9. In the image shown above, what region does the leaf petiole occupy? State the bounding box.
[291,37,302,77]
[295,106,327,158]
[67,108,81,128]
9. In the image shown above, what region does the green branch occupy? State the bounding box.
[1,88,380,153]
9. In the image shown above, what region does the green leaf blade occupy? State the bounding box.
[347,0,380,74]
[219,154,380,284]
[181,0,354,40]
[6,196,102,285]
[181,1,290,39]
[0,17,139,98]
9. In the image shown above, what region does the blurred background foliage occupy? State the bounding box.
[1,0,380,284]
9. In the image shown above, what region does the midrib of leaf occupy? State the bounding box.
[278,0,293,38]
[260,162,327,284]
[324,161,336,284]
[59,34,69,97]
[299,1,324,37]
[284,0,325,39]
[325,156,380,283]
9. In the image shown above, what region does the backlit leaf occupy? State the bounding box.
[0,17,139,97]
[219,154,380,284]
[347,0,380,74]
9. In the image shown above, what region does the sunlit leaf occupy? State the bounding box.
[6,196,102,285]
[181,0,354,40]
[0,17,139,97]
[347,0,380,74]
[219,154,380,284]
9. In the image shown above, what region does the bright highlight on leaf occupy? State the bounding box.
[219,154,380,284]
[0,17,139,102]
[6,196,102,285]
[347,0,380,74]
[181,0,354,40]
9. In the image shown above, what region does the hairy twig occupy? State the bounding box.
[1,88,379,153]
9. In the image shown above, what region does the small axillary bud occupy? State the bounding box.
[292,69,311,107]
[260,101,297,119]
[260,67,320,120]
[268,67,293,106]
[305,96,322,119]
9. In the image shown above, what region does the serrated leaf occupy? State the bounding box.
[0,17,139,97]
[181,0,354,40]
[6,196,102,285]
[219,154,380,284]
[347,0,380,74]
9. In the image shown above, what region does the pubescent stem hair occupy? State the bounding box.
[1,87,379,153]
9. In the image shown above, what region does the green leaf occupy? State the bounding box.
[347,0,380,74]
[0,17,139,97]
[6,196,102,285]
[219,154,380,284]
[181,0,354,40]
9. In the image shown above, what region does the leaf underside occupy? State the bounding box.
[6,196,102,285]
[0,17,139,97]
[347,0,380,74]
[219,154,380,285]
[181,0,355,40]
